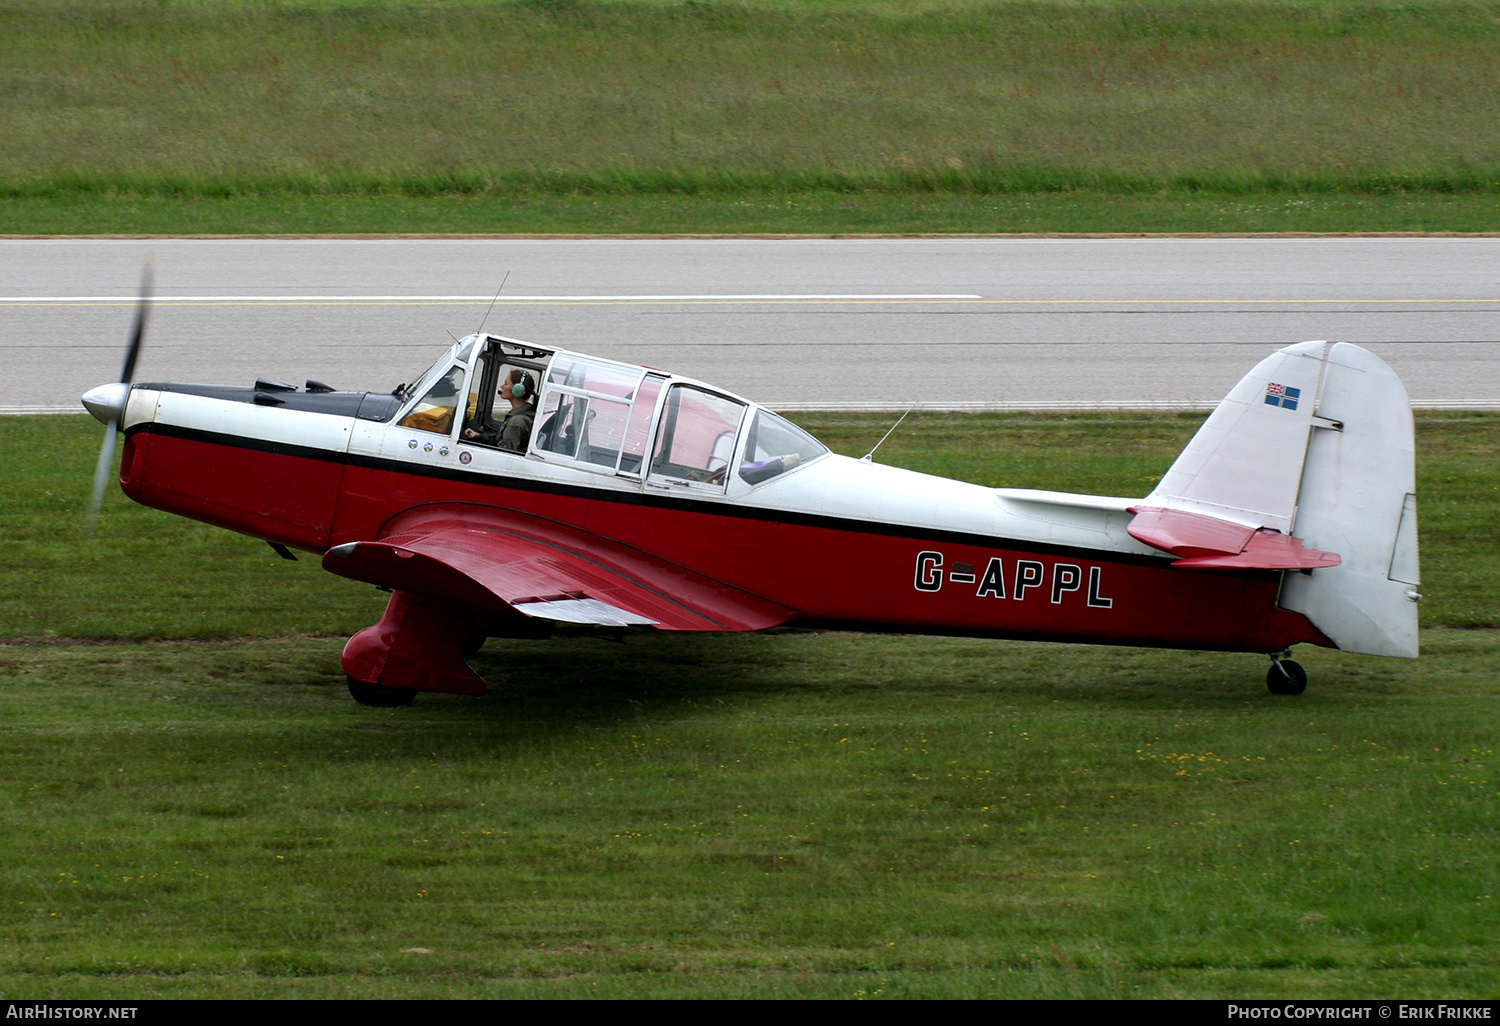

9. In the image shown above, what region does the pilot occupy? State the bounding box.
[464,369,536,452]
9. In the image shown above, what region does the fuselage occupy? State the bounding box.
[108,334,1328,655]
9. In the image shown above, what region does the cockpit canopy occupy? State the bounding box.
[394,334,827,489]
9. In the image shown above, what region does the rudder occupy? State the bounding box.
[1277,343,1420,658]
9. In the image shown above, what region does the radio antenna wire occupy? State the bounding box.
[476,270,512,336]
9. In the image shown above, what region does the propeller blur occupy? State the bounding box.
[85,259,152,529]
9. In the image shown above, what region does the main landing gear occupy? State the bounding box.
[1266,651,1308,695]
[341,591,488,707]
[347,676,417,707]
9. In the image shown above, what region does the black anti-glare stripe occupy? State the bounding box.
[130,421,1195,570]
[137,382,402,421]
[133,421,337,463]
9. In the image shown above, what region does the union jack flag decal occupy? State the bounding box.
[1265,382,1301,410]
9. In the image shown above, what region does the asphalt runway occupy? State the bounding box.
[4,236,1497,413]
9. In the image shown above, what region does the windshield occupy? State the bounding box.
[401,337,477,402]
[738,408,828,485]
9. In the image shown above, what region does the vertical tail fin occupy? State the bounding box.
[1145,341,1333,533]
[1143,341,1419,658]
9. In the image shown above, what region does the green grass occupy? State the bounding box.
[3,632,1497,997]
[4,0,1500,233]
[7,188,1499,235]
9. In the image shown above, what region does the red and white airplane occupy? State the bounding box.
[83,292,1420,704]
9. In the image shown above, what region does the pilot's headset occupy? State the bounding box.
[510,370,536,402]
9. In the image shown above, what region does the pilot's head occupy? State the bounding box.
[502,369,536,404]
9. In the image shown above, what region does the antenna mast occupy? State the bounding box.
[861,402,920,463]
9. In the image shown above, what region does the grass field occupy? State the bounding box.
[7,188,1498,235]
[4,0,1499,234]
[1,412,1496,998]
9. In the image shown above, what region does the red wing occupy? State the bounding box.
[1128,506,1340,571]
[322,504,797,632]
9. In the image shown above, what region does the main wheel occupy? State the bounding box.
[347,676,417,707]
[1266,660,1308,695]
[460,629,487,659]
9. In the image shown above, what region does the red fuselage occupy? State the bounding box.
[121,419,1330,655]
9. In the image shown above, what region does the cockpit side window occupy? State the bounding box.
[738,409,828,484]
[649,385,746,489]
[536,390,590,459]
[619,374,666,474]
[533,357,660,475]
[463,353,540,453]
[444,339,553,454]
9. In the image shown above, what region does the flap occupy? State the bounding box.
[323,504,796,632]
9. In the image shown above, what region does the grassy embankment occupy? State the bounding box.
[3,0,1499,234]
[1,413,1496,997]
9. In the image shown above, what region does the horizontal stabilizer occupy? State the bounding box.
[1127,506,1256,558]
[1127,506,1340,571]
[1169,530,1341,570]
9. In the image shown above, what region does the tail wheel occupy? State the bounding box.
[1266,659,1308,695]
[347,676,416,707]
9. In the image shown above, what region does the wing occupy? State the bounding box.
[322,504,797,631]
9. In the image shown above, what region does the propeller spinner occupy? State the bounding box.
[84,259,153,527]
